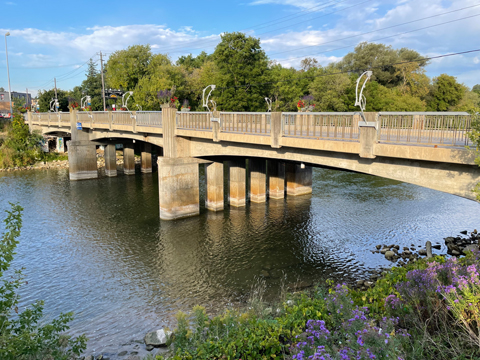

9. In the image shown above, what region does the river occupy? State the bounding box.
[1,166,479,358]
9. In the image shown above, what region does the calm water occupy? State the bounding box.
[1,166,479,357]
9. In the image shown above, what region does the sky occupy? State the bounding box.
[0,0,479,96]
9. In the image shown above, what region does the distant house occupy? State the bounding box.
[0,91,32,116]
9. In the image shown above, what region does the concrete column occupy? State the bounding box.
[104,144,117,177]
[158,157,200,220]
[205,162,224,211]
[249,158,266,203]
[286,163,312,196]
[229,158,246,207]
[359,112,378,159]
[68,110,98,180]
[267,160,285,199]
[123,143,135,175]
[141,143,152,173]
[163,107,190,158]
[270,112,282,149]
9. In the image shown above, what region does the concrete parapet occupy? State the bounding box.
[205,162,224,211]
[104,144,117,177]
[141,143,152,173]
[158,157,200,220]
[124,143,135,175]
[267,160,285,199]
[286,163,312,196]
[249,158,266,203]
[229,158,247,207]
[359,121,377,159]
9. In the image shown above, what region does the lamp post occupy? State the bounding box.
[5,32,12,118]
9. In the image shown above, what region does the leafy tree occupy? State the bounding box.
[426,74,464,111]
[0,204,87,359]
[177,51,212,70]
[473,84,480,96]
[213,32,272,111]
[0,87,4,92]
[309,66,353,111]
[183,60,220,110]
[134,54,187,110]
[337,42,427,88]
[300,57,319,71]
[105,44,153,91]
[37,89,69,112]
[78,59,104,111]
[269,63,305,111]
[365,81,426,112]
[453,87,480,112]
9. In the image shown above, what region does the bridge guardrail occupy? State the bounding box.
[220,112,271,135]
[176,112,211,130]
[378,112,472,147]
[136,111,162,127]
[282,112,359,141]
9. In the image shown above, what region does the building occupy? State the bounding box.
[0,91,32,116]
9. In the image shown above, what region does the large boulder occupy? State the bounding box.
[144,329,171,347]
[385,251,395,260]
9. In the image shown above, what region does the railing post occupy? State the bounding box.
[212,110,220,142]
[359,112,378,159]
[109,111,113,131]
[132,110,137,133]
[270,112,282,148]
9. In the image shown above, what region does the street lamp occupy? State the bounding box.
[4,32,12,118]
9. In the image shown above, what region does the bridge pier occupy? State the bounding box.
[229,159,247,207]
[205,162,224,212]
[286,163,312,196]
[141,143,152,173]
[158,157,200,220]
[249,158,266,203]
[104,144,117,177]
[68,111,98,181]
[267,160,285,199]
[123,143,135,175]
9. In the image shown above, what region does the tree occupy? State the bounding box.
[78,59,104,111]
[213,32,272,111]
[0,204,87,358]
[337,42,427,88]
[269,64,305,112]
[0,87,4,92]
[300,57,319,72]
[105,44,153,91]
[37,89,69,112]
[426,74,464,111]
[309,66,353,111]
[177,51,212,70]
[473,84,480,95]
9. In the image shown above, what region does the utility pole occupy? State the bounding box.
[26,88,29,108]
[100,51,106,111]
[54,77,57,99]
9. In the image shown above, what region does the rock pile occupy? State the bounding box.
[445,230,479,256]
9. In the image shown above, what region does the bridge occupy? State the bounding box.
[27,109,479,220]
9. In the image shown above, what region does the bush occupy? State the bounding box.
[0,203,87,359]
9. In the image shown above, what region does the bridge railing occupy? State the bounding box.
[282,112,359,141]
[176,112,211,130]
[378,112,472,146]
[220,112,271,135]
[136,111,162,127]
[112,112,134,126]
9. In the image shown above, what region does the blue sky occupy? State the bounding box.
[1,0,479,96]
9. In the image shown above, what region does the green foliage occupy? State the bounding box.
[213,32,272,112]
[309,66,353,111]
[37,89,69,112]
[105,44,153,91]
[427,74,465,111]
[0,112,43,168]
[0,203,87,359]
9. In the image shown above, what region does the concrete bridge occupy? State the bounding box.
[27,109,479,220]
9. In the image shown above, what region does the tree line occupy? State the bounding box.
[37,32,480,113]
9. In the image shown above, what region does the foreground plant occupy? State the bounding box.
[0,203,87,359]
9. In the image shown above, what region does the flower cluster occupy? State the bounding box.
[181,99,191,110]
[157,90,172,103]
[297,95,316,112]
[291,284,408,360]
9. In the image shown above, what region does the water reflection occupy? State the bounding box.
[0,167,479,356]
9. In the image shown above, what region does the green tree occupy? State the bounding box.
[269,63,305,111]
[337,42,427,88]
[0,87,4,92]
[309,66,353,111]
[37,89,69,112]
[76,59,104,111]
[213,32,272,111]
[0,204,87,359]
[177,51,212,70]
[426,74,464,111]
[105,44,153,91]
[472,84,480,97]
[364,81,426,111]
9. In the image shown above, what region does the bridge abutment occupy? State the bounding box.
[249,158,267,203]
[267,160,285,199]
[104,144,117,177]
[205,162,224,212]
[68,110,98,181]
[286,163,312,196]
[123,143,136,175]
[229,159,247,207]
[141,143,152,173]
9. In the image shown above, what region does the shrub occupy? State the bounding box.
[0,203,87,359]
